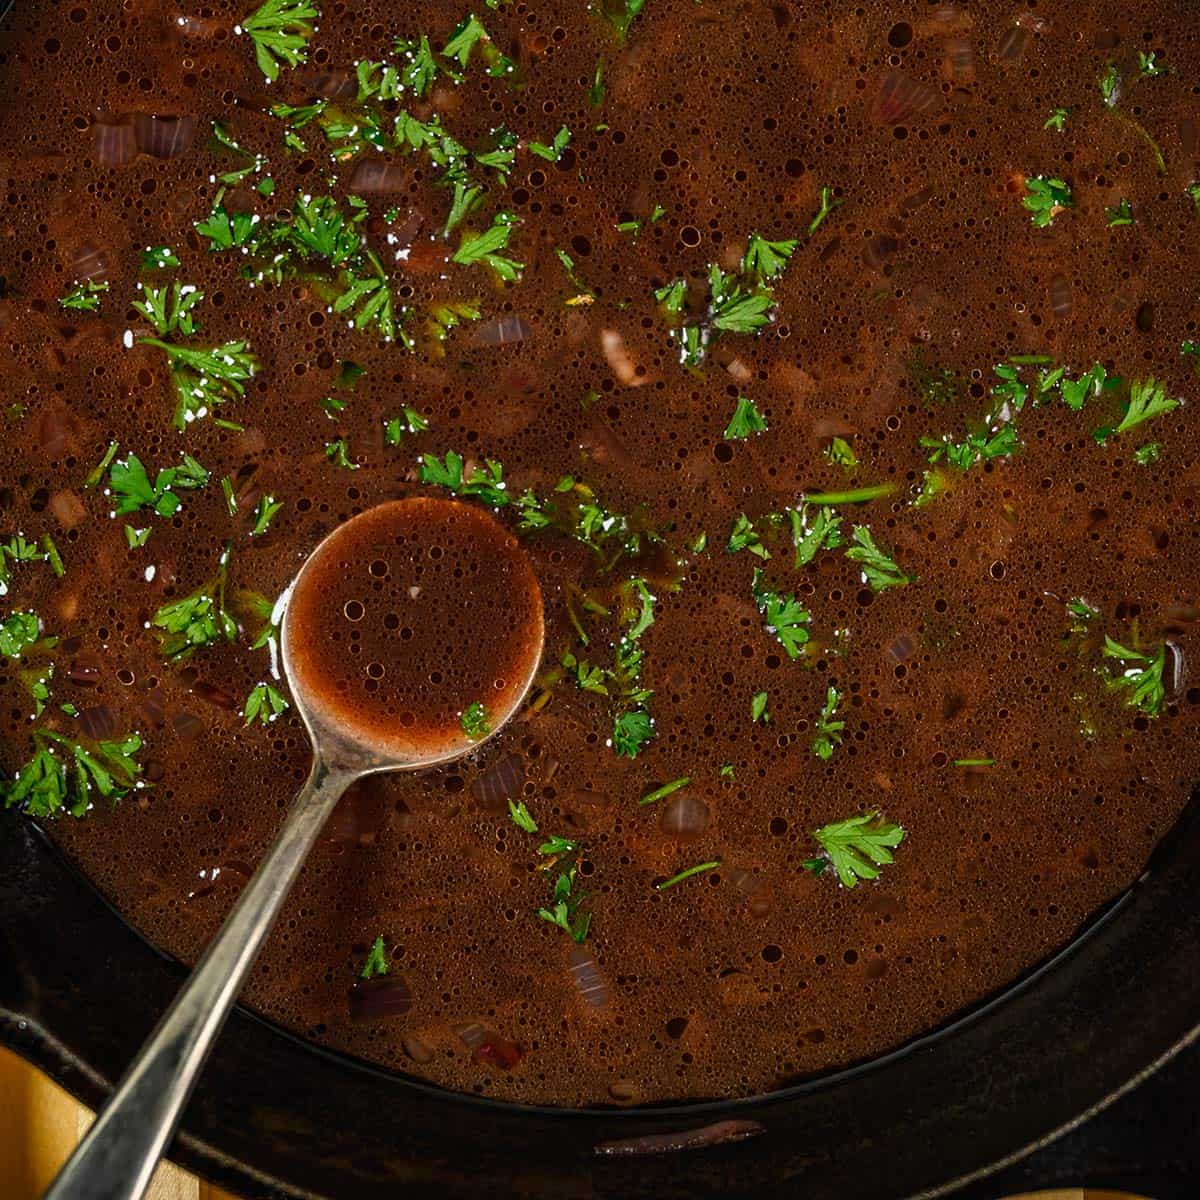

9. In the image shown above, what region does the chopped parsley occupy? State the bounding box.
[751,568,811,660]
[508,799,538,833]
[790,504,843,567]
[601,0,646,44]
[613,709,653,757]
[1138,50,1167,79]
[2,730,145,819]
[750,691,769,724]
[452,211,523,280]
[846,526,912,592]
[1099,63,1121,107]
[324,437,359,470]
[1044,107,1071,132]
[151,550,237,660]
[742,232,797,280]
[141,246,181,271]
[811,686,844,760]
[108,452,209,517]
[921,422,1019,471]
[243,680,289,725]
[802,810,905,889]
[1023,176,1073,227]
[724,396,767,440]
[807,185,843,237]
[1105,199,1133,227]
[240,0,319,83]
[461,700,491,739]
[529,125,571,162]
[1095,376,1180,444]
[1103,637,1166,717]
[250,494,283,536]
[133,282,204,336]
[727,513,769,559]
[536,834,591,942]
[360,934,390,979]
[1133,442,1162,465]
[824,436,858,467]
[59,279,109,312]
[139,337,259,431]
[0,611,42,658]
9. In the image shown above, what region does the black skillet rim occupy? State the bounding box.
[4,795,1200,1200]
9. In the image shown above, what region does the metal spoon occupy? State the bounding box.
[45,498,544,1200]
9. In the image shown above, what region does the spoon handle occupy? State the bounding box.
[45,757,354,1200]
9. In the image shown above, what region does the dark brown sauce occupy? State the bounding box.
[1,0,1199,1108]
[283,498,543,759]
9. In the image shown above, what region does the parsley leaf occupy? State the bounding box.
[613,709,653,757]
[789,504,843,567]
[133,282,204,336]
[241,0,319,83]
[1022,176,1073,227]
[243,680,289,725]
[1133,442,1161,465]
[139,338,258,431]
[811,686,844,760]
[141,245,181,270]
[250,494,283,536]
[727,513,769,559]
[59,280,109,312]
[2,730,145,819]
[750,690,769,724]
[742,232,797,280]
[151,550,237,660]
[824,436,858,467]
[1106,199,1133,227]
[0,611,42,658]
[1044,107,1071,132]
[807,185,843,237]
[1103,636,1166,716]
[846,526,911,592]
[108,452,209,517]
[724,396,767,440]
[536,834,592,942]
[1112,376,1179,437]
[529,125,571,162]
[461,700,491,739]
[751,569,811,659]
[360,934,389,978]
[708,264,773,333]
[601,0,646,44]
[452,211,523,280]
[803,810,905,889]
[509,799,538,833]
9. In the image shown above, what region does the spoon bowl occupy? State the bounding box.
[45,498,545,1200]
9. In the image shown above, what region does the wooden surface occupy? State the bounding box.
[1,1042,1146,1200]
[1,1045,239,1200]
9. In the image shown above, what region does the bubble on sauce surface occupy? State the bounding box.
[283,499,543,759]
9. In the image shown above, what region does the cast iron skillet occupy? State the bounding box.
[3,1,1199,1192]
[3,790,1199,1200]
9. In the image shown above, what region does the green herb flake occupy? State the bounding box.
[802,810,905,889]
[724,396,767,441]
[244,680,289,725]
[846,526,912,592]
[360,934,389,979]
[811,686,844,760]
[1022,175,1073,227]
[461,700,491,739]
